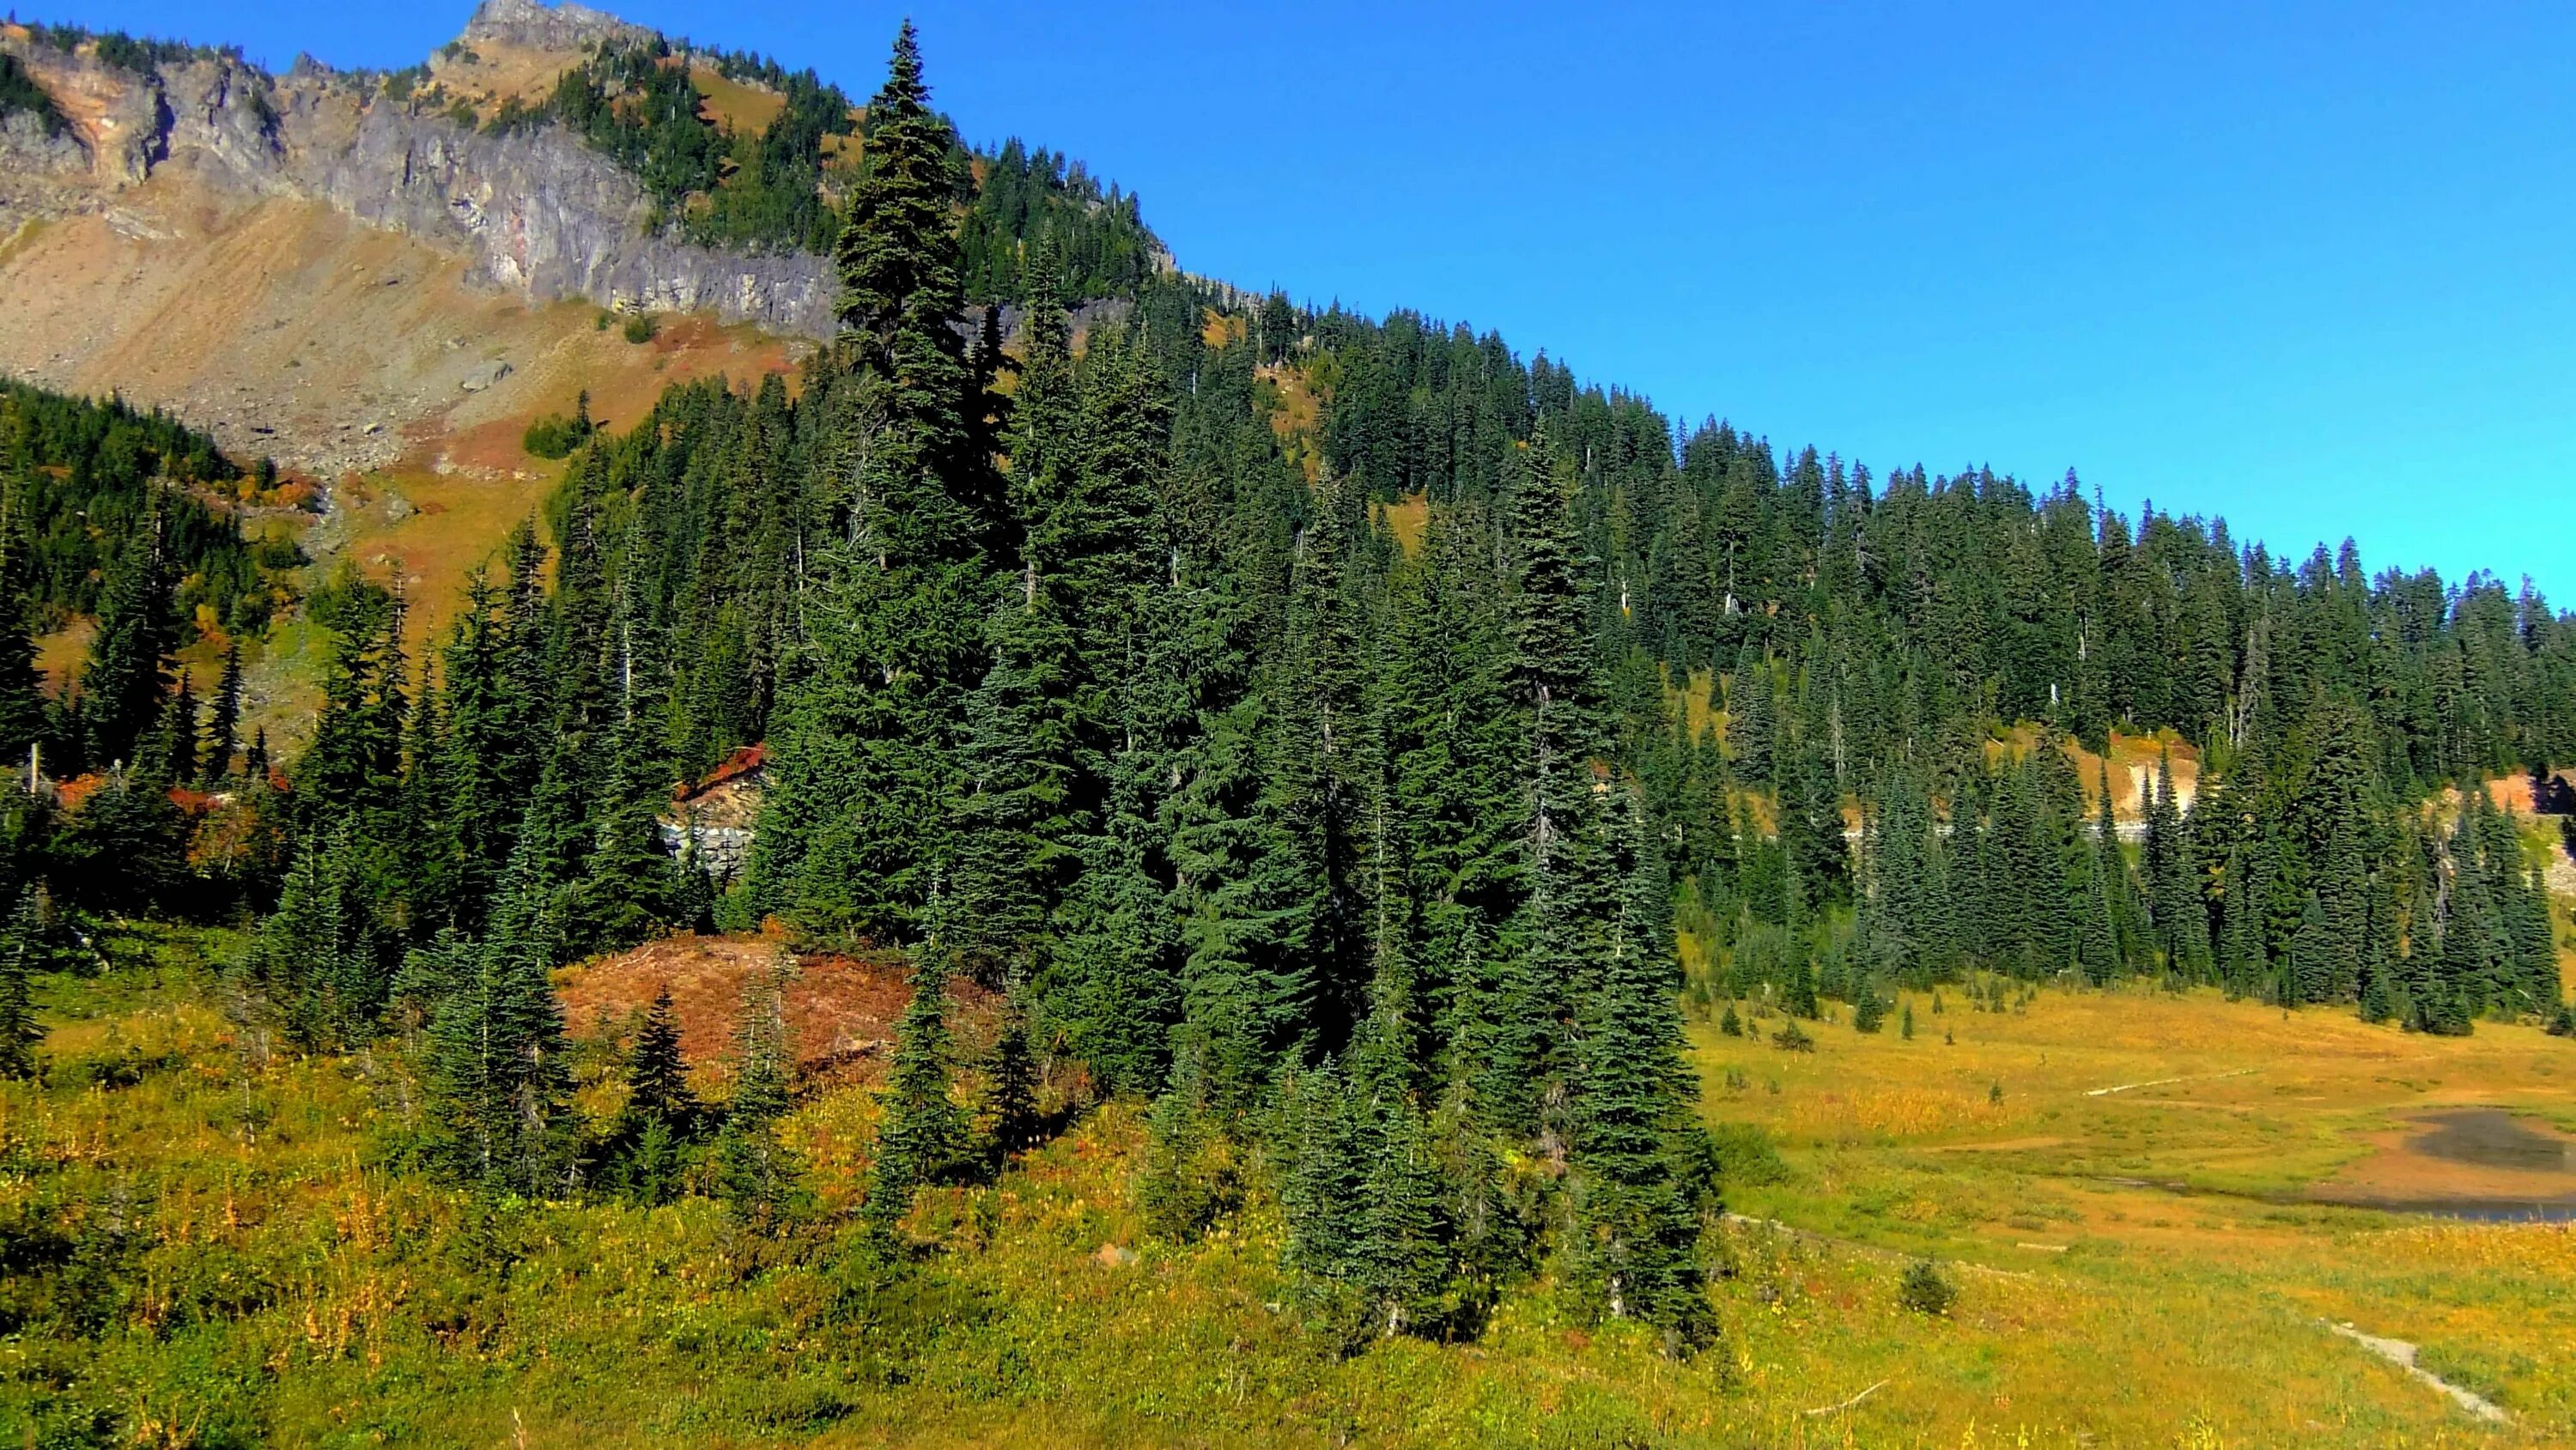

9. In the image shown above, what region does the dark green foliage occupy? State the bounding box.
[718,958,801,1222]
[243,828,385,1051]
[1899,1258,1958,1316]
[1,382,288,656]
[419,855,574,1195]
[1853,982,1886,1033]
[604,984,704,1203]
[1566,791,1715,1348]
[750,26,1000,943]
[0,888,47,1077]
[55,772,191,915]
[522,392,598,458]
[958,140,1161,304]
[866,946,969,1232]
[983,982,1041,1161]
[0,52,68,138]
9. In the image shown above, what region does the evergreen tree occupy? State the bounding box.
[984,978,1041,1161]
[1566,790,1714,1350]
[754,23,999,942]
[201,640,242,785]
[77,519,179,770]
[717,956,800,1221]
[0,888,46,1078]
[866,935,969,1231]
[605,983,702,1204]
[0,543,46,774]
[422,847,573,1194]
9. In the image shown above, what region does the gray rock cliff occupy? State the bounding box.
[1,3,838,338]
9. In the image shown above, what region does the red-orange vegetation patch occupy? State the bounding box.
[679,743,767,800]
[556,932,1001,1090]
[671,743,766,827]
[2487,768,2575,817]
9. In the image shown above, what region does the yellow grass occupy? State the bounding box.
[690,63,786,137]
[1692,982,2576,1444]
[1200,306,1246,350]
[1985,725,2200,818]
[1373,492,1429,556]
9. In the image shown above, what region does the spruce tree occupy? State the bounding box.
[866,937,969,1231]
[627,983,699,1130]
[0,888,46,1078]
[423,846,573,1194]
[0,545,45,774]
[606,982,702,1204]
[755,23,999,943]
[201,640,242,785]
[1567,789,1713,1350]
[717,957,800,1221]
[984,979,1040,1161]
[1354,1065,1450,1338]
[78,520,179,770]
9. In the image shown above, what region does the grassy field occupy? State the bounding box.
[1692,982,2576,1447]
[3,931,2569,1447]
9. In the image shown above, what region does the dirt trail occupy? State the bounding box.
[2324,1321,2508,1423]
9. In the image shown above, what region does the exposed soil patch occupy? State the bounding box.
[555,932,999,1091]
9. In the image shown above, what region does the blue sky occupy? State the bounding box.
[34,0,2576,600]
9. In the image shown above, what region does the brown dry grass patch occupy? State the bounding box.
[555,932,1000,1090]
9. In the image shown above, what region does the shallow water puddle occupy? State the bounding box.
[2312,1107,2576,1221]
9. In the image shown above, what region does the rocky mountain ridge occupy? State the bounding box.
[1,0,839,337]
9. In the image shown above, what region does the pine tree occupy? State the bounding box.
[2144,746,2208,978]
[1854,978,1886,1032]
[0,888,46,1078]
[866,937,969,1231]
[423,846,573,1194]
[145,671,199,786]
[984,979,1040,1162]
[1567,789,1714,1350]
[607,982,702,1204]
[78,520,179,770]
[626,983,698,1130]
[1281,1062,1364,1288]
[252,828,380,1051]
[717,956,800,1221]
[1354,1069,1450,1338]
[754,24,999,943]
[201,640,242,784]
[0,537,46,773]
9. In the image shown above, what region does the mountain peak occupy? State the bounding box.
[459,0,648,56]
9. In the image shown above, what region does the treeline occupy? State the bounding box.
[11,21,2575,1360]
[501,33,1158,301]
[12,22,237,79]
[0,383,297,781]
[0,51,67,137]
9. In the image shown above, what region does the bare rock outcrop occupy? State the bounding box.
[0,6,836,337]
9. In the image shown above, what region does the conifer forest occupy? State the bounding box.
[3,12,2573,1447]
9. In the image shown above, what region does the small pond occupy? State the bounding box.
[2310,1108,2576,1222]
